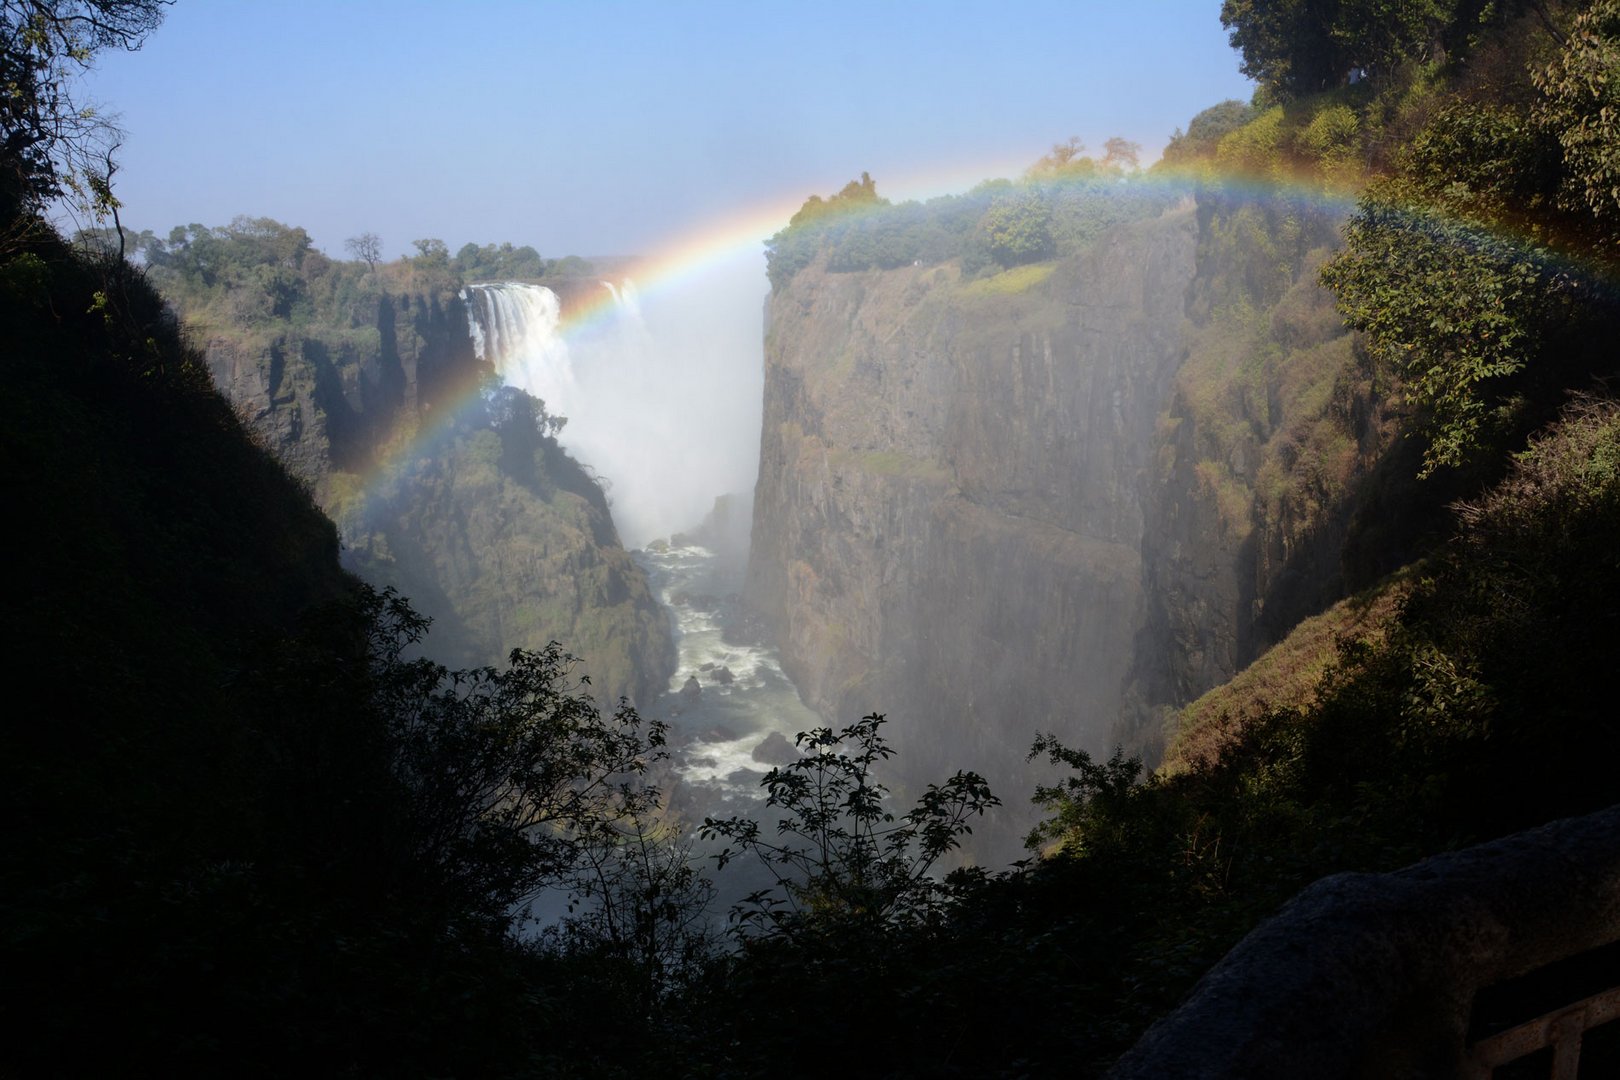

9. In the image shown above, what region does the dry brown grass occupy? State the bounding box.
[1162,564,1418,774]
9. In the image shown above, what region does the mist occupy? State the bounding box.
[472,249,768,549]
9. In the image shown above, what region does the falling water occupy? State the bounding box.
[463,278,812,909]
[460,278,705,547]
[462,282,580,420]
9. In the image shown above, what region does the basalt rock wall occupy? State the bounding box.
[195,284,673,706]
[747,209,1199,840]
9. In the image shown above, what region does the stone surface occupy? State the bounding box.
[1108,804,1620,1079]
[200,286,674,706]
[752,730,799,765]
[746,211,1198,852]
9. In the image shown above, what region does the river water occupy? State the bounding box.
[635,542,821,805]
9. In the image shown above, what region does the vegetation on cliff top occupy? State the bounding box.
[763,140,1173,290]
[130,217,598,345]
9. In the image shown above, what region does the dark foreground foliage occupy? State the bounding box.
[664,396,1620,1079]
[0,225,676,1076]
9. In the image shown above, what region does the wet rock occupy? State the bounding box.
[699,662,715,672]
[724,767,765,787]
[679,675,702,702]
[751,730,798,766]
[710,665,735,685]
[697,724,737,743]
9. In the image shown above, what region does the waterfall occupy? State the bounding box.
[462,282,580,422]
[460,259,765,549]
[604,279,642,321]
[461,278,667,544]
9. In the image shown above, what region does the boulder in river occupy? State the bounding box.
[751,730,798,766]
[679,675,702,702]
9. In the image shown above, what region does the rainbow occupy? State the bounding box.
[343,153,1580,521]
[347,187,808,511]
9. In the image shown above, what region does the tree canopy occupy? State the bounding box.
[1220,0,1553,99]
[763,148,1171,290]
[0,0,168,229]
[1321,4,1620,473]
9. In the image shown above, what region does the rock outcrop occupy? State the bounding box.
[1107,804,1620,1080]
[747,209,1199,845]
[197,283,674,706]
[746,182,1419,841]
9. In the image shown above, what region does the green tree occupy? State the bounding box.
[1161,99,1256,165]
[1221,0,1345,97]
[411,236,449,268]
[979,189,1054,267]
[364,586,669,926]
[0,0,168,228]
[1317,89,1610,474]
[702,714,998,938]
[1535,0,1620,243]
[765,172,890,288]
[1321,185,1553,473]
[1221,0,1468,98]
[544,808,718,1013]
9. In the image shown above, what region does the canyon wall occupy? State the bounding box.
[747,195,1396,848]
[198,281,674,706]
[747,209,1198,839]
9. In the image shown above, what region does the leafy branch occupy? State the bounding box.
[702,713,998,938]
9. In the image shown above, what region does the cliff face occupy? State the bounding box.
[747,209,1198,828]
[748,195,1409,836]
[196,283,673,706]
[340,424,674,707]
[202,287,474,489]
[1123,197,1410,753]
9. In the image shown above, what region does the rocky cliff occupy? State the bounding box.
[202,289,462,487]
[340,419,673,706]
[189,261,673,706]
[747,191,1419,843]
[747,208,1199,839]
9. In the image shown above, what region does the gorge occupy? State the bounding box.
[13,0,1620,1072]
[168,186,1397,866]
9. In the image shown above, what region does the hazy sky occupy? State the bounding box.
[81,0,1254,261]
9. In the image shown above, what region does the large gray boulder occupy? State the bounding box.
[1108,804,1620,1079]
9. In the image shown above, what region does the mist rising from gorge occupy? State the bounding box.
[467,251,768,548]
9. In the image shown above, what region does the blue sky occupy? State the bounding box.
[81,1,1254,261]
